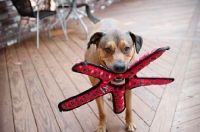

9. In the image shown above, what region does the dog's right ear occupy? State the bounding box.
[87,32,104,49]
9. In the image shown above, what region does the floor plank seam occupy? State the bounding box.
[4,48,16,132]
[172,117,200,127]
[150,0,200,131]
[42,36,101,130]
[131,108,150,127]
[176,103,200,112]
[40,37,87,131]
[144,86,163,99]
[13,43,39,131]
[170,0,200,130]
[24,39,63,132]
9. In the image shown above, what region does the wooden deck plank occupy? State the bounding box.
[132,94,155,126]
[105,5,196,36]
[15,43,60,132]
[190,42,200,59]
[139,44,174,72]
[182,76,200,88]
[176,93,200,111]
[137,53,171,77]
[5,45,37,132]
[38,37,99,131]
[179,84,200,100]
[133,87,160,111]
[145,86,165,99]
[95,0,196,22]
[0,49,15,132]
[186,62,200,72]
[69,34,87,50]
[24,39,83,132]
[173,8,200,126]
[40,37,107,131]
[172,104,200,126]
[171,117,200,132]
[139,66,165,79]
[188,58,200,65]
[50,36,88,83]
[190,52,200,60]
[62,38,85,59]
[50,37,80,65]
[185,69,200,79]
[144,39,178,65]
[150,0,200,131]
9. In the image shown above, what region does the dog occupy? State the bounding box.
[85,10,143,132]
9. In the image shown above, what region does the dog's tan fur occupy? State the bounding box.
[85,18,142,132]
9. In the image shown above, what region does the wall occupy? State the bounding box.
[0,0,20,48]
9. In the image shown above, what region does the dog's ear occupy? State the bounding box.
[128,31,143,54]
[87,32,104,49]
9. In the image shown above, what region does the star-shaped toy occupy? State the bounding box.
[58,46,174,114]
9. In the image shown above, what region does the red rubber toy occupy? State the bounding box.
[58,46,174,114]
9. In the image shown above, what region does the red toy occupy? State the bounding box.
[58,46,174,114]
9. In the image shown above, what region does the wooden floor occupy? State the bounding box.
[1,0,200,131]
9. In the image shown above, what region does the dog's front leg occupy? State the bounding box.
[95,96,106,132]
[125,90,136,132]
[89,76,107,132]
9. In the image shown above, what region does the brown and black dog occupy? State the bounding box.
[85,18,143,132]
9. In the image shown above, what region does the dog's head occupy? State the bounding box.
[87,29,143,74]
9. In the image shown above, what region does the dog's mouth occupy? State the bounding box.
[100,63,126,84]
[111,78,125,85]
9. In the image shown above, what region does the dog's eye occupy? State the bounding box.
[104,48,112,54]
[124,47,130,52]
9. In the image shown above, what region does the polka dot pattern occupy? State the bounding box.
[58,46,174,114]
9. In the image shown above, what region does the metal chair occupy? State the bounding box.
[11,0,66,49]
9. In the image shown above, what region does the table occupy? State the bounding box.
[48,0,90,40]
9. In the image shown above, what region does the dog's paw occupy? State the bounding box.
[96,125,106,132]
[126,123,136,132]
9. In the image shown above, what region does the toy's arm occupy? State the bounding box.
[72,61,116,81]
[127,77,174,89]
[58,83,113,112]
[111,76,174,114]
[120,47,170,79]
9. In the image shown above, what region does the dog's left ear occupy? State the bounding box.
[128,31,143,54]
[87,32,104,49]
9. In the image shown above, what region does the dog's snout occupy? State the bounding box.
[113,61,126,73]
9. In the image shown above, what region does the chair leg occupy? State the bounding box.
[18,19,22,44]
[64,8,73,31]
[73,7,88,38]
[37,18,39,49]
[48,16,60,38]
[43,18,49,37]
[63,8,73,39]
[57,11,68,41]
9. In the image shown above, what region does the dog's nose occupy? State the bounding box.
[113,61,126,73]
